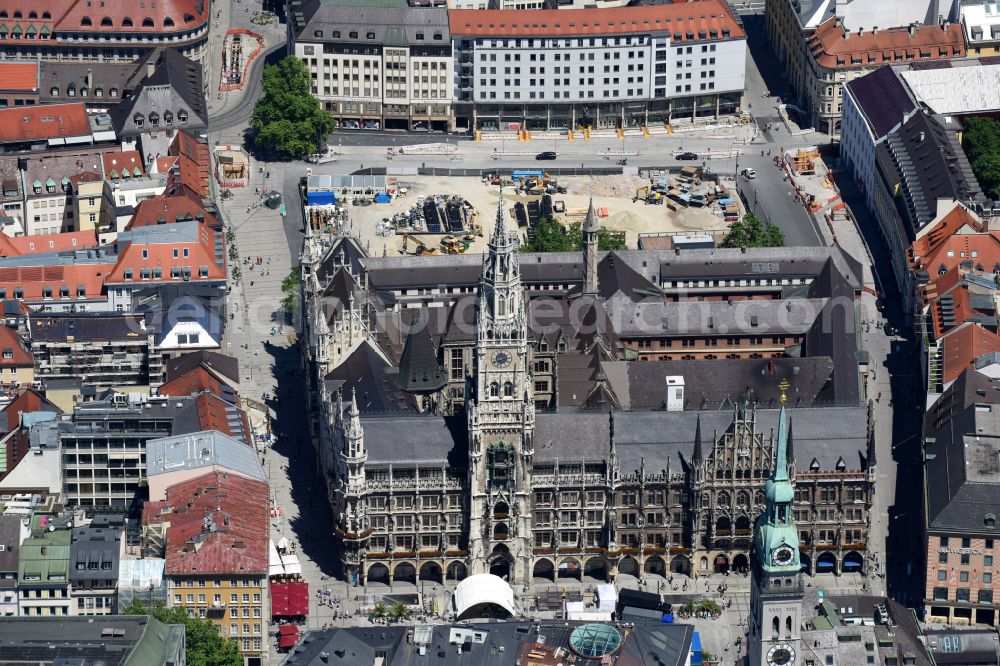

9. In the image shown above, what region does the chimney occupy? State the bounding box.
[665,376,685,412]
[85,68,92,89]
[908,23,916,36]
[919,131,925,142]
[146,57,156,80]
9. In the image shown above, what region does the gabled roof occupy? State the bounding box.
[0,103,90,144]
[0,262,111,303]
[171,392,251,444]
[0,325,32,367]
[0,62,38,92]
[168,130,210,198]
[449,1,744,41]
[157,366,226,401]
[845,66,916,139]
[0,388,61,434]
[106,220,225,285]
[127,187,215,230]
[145,470,268,576]
[941,322,1000,386]
[807,18,965,71]
[910,204,988,268]
[111,49,206,137]
[0,230,99,257]
[101,150,145,180]
[165,351,239,387]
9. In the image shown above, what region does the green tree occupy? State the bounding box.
[720,213,785,248]
[250,56,335,159]
[521,218,628,253]
[281,265,301,314]
[389,601,412,623]
[963,116,1000,199]
[123,600,242,666]
[369,601,388,623]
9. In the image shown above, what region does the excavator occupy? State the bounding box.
[400,232,439,256]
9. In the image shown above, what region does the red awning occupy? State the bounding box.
[278,624,300,649]
[271,582,309,618]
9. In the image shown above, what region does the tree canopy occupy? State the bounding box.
[720,213,785,249]
[123,600,243,666]
[520,217,627,253]
[250,56,335,159]
[962,116,1000,199]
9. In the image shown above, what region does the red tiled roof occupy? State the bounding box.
[0,326,32,367]
[0,230,98,257]
[154,156,178,174]
[147,471,268,576]
[910,204,986,267]
[127,187,217,230]
[0,388,53,432]
[157,366,225,400]
[102,151,145,180]
[169,130,210,198]
[941,322,1000,385]
[0,103,90,144]
[0,63,39,92]
[449,1,744,40]
[16,0,212,35]
[807,18,965,70]
[0,263,110,302]
[193,393,250,443]
[105,223,226,286]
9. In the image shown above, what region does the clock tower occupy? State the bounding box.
[749,401,802,666]
[467,190,534,583]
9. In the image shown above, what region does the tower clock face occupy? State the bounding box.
[767,644,795,666]
[492,351,511,368]
[771,546,795,566]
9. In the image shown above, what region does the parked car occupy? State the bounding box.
[676,152,698,160]
[741,167,756,179]
[535,151,557,160]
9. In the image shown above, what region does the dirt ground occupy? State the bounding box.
[342,175,734,257]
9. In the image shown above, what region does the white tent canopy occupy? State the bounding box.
[597,584,617,612]
[452,574,516,620]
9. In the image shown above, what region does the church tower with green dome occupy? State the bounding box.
[749,392,803,666]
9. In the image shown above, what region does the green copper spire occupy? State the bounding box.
[754,405,800,574]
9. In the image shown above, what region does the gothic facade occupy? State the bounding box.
[306,195,877,588]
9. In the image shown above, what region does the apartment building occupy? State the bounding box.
[0,514,25,616]
[69,515,124,615]
[766,0,963,136]
[958,0,1000,55]
[0,0,210,74]
[292,3,453,131]
[145,471,269,665]
[17,529,71,616]
[449,2,746,131]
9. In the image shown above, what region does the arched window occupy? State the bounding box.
[100,17,112,26]
[42,11,50,19]
[80,16,92,26]
[503,381,514,397]
[28,11,37,19]
[717,491,729,507]
[94,87,103,97]
[142,17,154,27]
[0,11,8,19]
[785,616,793,639]
[164,17,174,27]
[489,382,499,398]
[183,12,195,22]
[737,490,749,507]
[12,11,22,19]
[122,17,133,27]
[771,617,779,641]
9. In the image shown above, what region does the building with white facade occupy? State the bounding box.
[957,0,1000,55]
[292,2,454,131]
[450,1,746,131]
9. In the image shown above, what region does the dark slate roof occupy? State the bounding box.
[595,252,662,302]
[69,523,122,584]
[534,407,868,474]
[392,326,447,393]
[28,312,147,342]
[924,384,1000,534]
[845,66,916,139]
[38,57,150,106]
[360,414,467,466]
[803,258,861,406]
[602,356,841,410]
[875,111,984,237]
[164,350,240,385]
[294,0,450,46]
[325,340,418,413]
[0,515,20,584]
[110,48,207,137]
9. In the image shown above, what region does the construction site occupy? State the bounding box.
[303,170,745,258]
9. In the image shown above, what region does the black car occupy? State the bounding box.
[676,152,698,160]
[535,151,557,160]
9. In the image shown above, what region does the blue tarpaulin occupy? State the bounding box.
[306,191,336,205]
[691,632,703,665]
[374,192,391,204]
